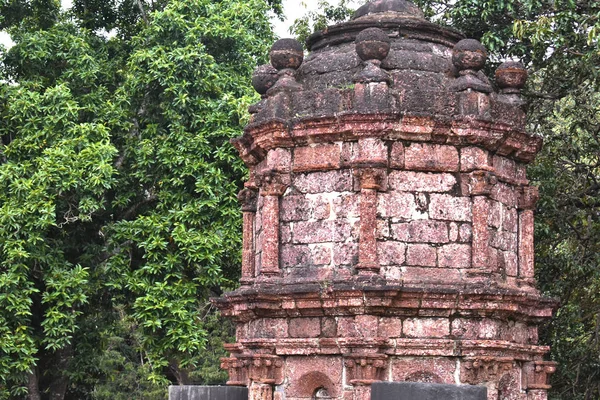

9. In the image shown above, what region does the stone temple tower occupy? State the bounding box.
[214,1,558,400]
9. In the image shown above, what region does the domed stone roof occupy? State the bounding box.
[353,0,425,19]
[242,0,538,163]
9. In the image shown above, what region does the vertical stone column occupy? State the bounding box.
[238,188,258,284]
[259,172,288,277]
[249,382,273,400]
[519,186,540,284]
[524,361,556,400]
[467,171,497,272]
[355,168,386,274]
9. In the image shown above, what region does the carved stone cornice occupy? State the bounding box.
[238,188,259,212]
[259,171,289,197]
[519,186,540,210]
[465,170,498,196]
[213,284,558,324]
[221,357,250,386]
[221,354,284,386]
[523,361,557,390]
[354,167,387,191]
[461,357,516,384]
[344,354,388,385]
[244,114,542,164]
[231,134,264,166]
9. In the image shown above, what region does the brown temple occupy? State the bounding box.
[214,1,558,400]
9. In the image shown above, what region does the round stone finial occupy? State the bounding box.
[452,39,488,72]
[495,61,528,91]
[354,0,425,19]
[269,39,304,71]
[252,64,279,95]
[355,27,391,62]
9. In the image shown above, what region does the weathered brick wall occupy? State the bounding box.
[251,140,535,289]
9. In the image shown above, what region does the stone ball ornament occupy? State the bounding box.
[495,61,528,92]
[252,64,279,95]
[355,27,391,62]
[452,38,488,72]
[269,38,304,71]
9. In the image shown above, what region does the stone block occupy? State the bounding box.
[382,266,402,280]
[293,220,351,244]
[378,192,425,219]
[266,148,292,173]
[451,318,500,340]
[289,317,321,338]
[388,171,456,192]
[372,382,487,400]
[356,137,388,165]
[294,144,341,172]
[406,244,437,267]
[169,386,248,400]
[294,170,353,194]
[309,195,331,220]
[503,250,518,277]
[247,318,288,339]
[460,147,490,172]
[341,141,356,167]
[333,242,358,266]
[281,195,310,222]
[378,241,407,266]
[281,245,311,269]
[403,318,450,338]
[322,317,337,337]
[333,193,359,218]
[405,143,459,172]
[391,220,449,243]
[378,317,403,338]
[402,267,461,283]
[515,164,527,182]
[355,315,379,337]
[491,183,518,207]
[377,220,391,239]
[490,230,517,252]
[390,142,405,169]
[459,224,472,242]
[487,200,503,229]
[449,223,459,242]
[429,194,472,222]
[438,244,471,268]
[493,154,516,181]
[280,223,292,244]
[337,317,361,337]
[310,244,332,265]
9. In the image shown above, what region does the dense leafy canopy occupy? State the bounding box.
[293,1,600,399]
[0,0,278,398]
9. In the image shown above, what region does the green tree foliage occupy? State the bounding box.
[293,1,600,399]
[0,0,277,398]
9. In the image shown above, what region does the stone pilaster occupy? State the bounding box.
[238,188,259,284]
[259,172,288,277]
[355,167,386,274]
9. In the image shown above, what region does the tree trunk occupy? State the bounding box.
[169,360,192,385]
[48,345,73,400]
[26,369,42,400]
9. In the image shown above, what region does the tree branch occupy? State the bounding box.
[135,0,149,24]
